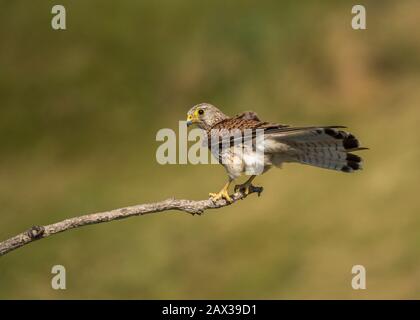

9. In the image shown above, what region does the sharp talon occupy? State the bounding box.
[234,183,263,197]
[209,191,232,203]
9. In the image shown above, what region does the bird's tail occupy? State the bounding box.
[273,127,367,173]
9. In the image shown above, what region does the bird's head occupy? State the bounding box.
[186,103,228,130]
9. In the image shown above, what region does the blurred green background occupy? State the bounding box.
[1,0,419,299]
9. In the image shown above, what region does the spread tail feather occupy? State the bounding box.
[294,151,363,172]
[271,127,367,173]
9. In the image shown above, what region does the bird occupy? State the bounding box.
[186,103,367,202]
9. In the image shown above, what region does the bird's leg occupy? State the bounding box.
[209,179,233,202]
[234,175,257,196]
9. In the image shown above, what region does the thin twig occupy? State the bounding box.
[0,186,263,257]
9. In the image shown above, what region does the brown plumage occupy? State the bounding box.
[234,111,261,121]
[186,103,367,202]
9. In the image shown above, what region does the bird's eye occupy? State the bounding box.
[198,109,204,115]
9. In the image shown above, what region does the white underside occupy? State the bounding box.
[212,138,292,179]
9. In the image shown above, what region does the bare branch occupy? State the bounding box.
[0,186,263,257]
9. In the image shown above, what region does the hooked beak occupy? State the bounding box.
[186,114,194,127]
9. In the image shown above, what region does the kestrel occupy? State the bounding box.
[186,103,367,202]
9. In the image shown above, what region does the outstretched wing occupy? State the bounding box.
[209,115,346,149]
[207,113,367,172]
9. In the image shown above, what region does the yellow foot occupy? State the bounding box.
[209,189,233,202]
[234,183,255,196]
